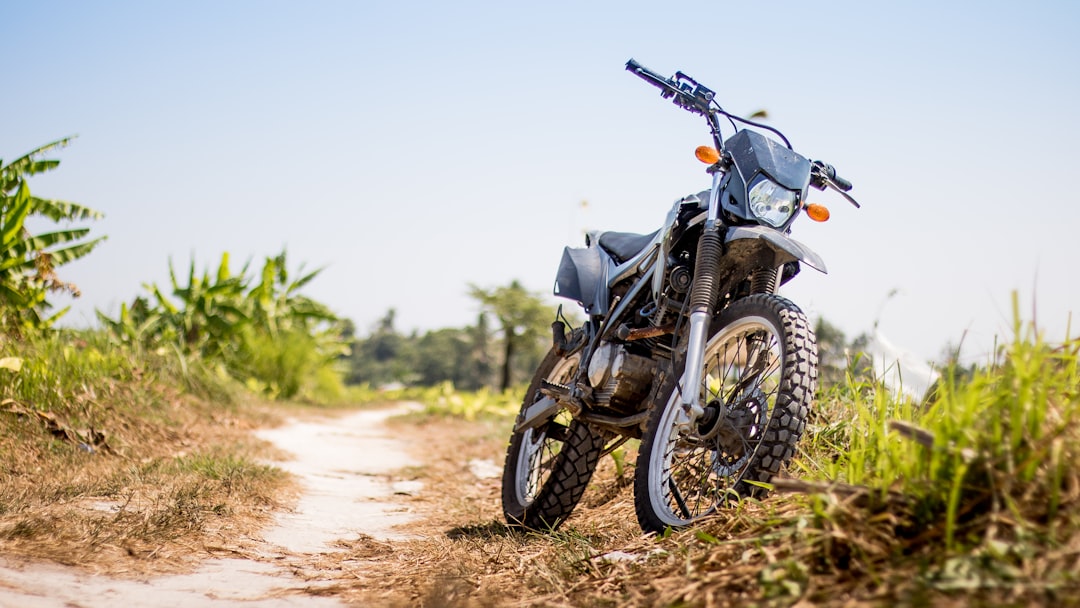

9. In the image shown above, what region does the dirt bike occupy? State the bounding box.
[501,59,860,534]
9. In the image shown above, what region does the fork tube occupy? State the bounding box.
[680,311,710,418]
[680,171,726,419]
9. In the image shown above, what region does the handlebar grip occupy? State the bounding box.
[625,58,677,97]
[625,58,661,81]
[813,161,854,192]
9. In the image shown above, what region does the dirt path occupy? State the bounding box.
[0,404,423,607]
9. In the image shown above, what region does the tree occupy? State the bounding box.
[347,309,416,386]
[412,328,472,387]
[0,137,106,332]
[466,313,494,390]
[469,280,553,391]
[921,340,979,403]
[814,317,849,388]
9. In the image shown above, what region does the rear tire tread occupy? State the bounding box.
[501,337,604,531]
[511,421,604,529]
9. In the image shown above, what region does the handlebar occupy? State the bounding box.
[625,58,714,115]
[626,58,861,209]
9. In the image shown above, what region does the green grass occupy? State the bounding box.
[777,294,1080,599]
[5,331,191,433]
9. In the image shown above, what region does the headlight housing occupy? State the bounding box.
[747,177,798,228]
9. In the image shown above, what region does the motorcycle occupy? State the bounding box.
[501,59,860,534]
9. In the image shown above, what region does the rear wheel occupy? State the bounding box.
[501,343,604,530]
[633,294,817,533]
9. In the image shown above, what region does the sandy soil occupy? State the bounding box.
[0,405,423,607]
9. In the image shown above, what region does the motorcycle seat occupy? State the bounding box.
[597,230,659,263]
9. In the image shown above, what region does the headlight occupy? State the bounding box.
[747,177,798,228]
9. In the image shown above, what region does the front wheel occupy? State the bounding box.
[501,342,604,531]
[633,294,817,533]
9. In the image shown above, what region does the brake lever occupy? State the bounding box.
[826,179,862,208]
[812,161,860,208]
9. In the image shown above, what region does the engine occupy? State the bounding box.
[586,342,657,412]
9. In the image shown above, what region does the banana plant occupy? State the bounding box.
[98,253,250,356]
[95,297,162,348]
[0,137,106,332]
[164,252,251,357]
[101,248,348,400]
[243,251,347,373]
[247,251,336,337]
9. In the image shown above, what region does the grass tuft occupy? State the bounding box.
[0,328,290,574]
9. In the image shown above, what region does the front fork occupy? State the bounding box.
[678,171,726,424]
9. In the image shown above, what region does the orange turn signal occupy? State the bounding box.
[805,203,830,222]
[695,146,720,165]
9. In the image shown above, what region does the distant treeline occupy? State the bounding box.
[343,308,909,394]
[344,281,556,391]
[347,307,977,404]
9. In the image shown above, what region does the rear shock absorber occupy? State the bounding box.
[750,267,779,294]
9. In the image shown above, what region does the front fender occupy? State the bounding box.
[724,225,827,274]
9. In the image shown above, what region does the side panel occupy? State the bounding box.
[554,246,610,315]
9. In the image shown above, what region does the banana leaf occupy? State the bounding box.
[1,182,33,248]
[0,137,75,192]
[28,197,105,222]
[6,228,92,256]
[39,236,107,266]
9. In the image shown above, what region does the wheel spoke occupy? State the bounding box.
[665,439,720,519]
[724,331,776,398]
[652,315,786,524]
[668,476,692,520]
[638,296,816,533]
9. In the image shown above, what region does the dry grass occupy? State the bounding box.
[316,413,796,607]
[313,388,1080,608]
[0,339,292,575]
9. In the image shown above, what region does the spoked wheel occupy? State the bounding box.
[634,294,817,533]
[502,341,604,531]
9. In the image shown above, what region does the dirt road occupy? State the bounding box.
[0,405,423,607]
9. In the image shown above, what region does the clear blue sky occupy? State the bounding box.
[4,1,1078,365]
